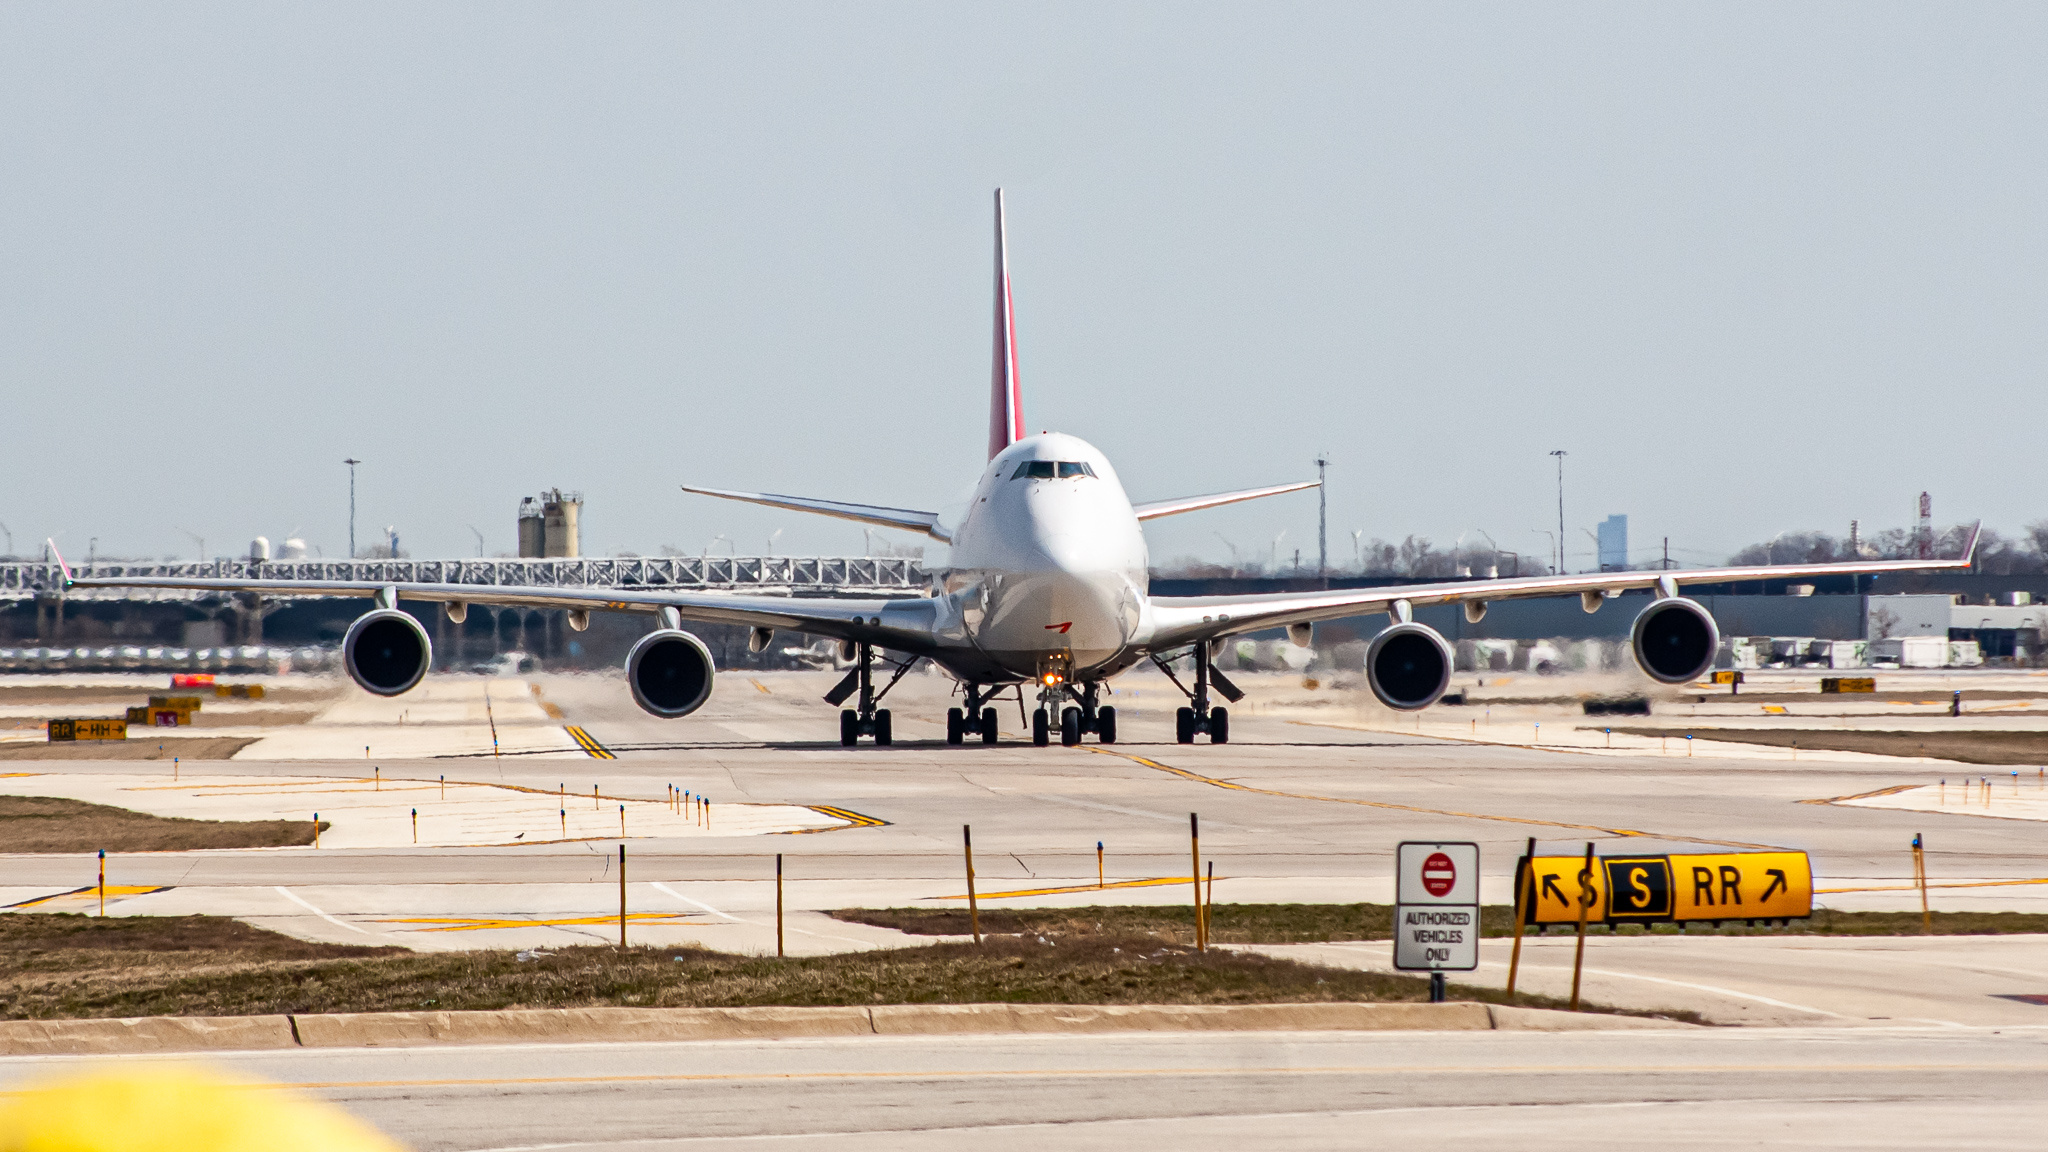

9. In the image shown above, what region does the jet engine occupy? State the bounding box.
[342,609,432,696]
[1630,597,1720,684]
[1366,622,1454,711]
[625,629,716,718]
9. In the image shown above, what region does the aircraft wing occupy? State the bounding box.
[1132,480,1319,521]
[1144,523,1983,650]
[60,572,937,650]
[680,485,951,543]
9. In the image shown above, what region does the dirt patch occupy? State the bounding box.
[1608,728,2048,765]
[0,685,336,707]
[184,709,319,729]
[0,913,1672,1022]
[0,737,257,761]
[829,904,2048,941]
[0,796,322,852]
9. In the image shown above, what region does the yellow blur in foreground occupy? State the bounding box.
[0,1063,404,1152]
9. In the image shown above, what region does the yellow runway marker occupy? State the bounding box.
[751,679,772,695]
[933,875,1210,901]
[785,805,890,833]
[1817,876,2048,894]
[565,726,617,759]
[1080,747,1783,849]
[7,885,169,909]
[371,912,700,933]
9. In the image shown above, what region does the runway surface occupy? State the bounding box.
[7,668,2048,1020]
[9,1027,2048,1149]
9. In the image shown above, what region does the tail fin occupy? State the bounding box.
[988,188,1024,460]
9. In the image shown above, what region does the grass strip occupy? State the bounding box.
[0,796,321,852]
[1605,727,2048,766]
[828,904,2048,941]
[0,913,1682,1022]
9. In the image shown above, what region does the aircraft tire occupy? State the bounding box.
[840,710,858,747]
[1175,707,1195,744]
[946,708,964,745]
[875,709,892,746]
[1032,707,1051,747]
[1097,706,1117,744]
[980,707,1000,744]
[1210,706,1229,744]
[1060,707,1082,747]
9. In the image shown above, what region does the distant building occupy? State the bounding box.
[1597,514,1628,572]
[517,489,582,558]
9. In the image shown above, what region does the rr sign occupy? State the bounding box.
[1516,850,1812,927]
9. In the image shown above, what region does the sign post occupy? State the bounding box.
[1394,841,1480,1001]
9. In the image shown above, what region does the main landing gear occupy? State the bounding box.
[1032,679,1117,748]
[824,642,917,746]
[1152,641,1243,744]
[946,684,1002,746]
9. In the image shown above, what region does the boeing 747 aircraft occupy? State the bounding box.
[62,192,1979,748]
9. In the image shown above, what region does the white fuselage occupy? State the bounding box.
[931,433,1151,683]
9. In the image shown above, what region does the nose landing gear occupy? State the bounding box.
[1033,678,1117,747]
[1153,641,1242,744]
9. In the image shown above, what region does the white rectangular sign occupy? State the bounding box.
[1394,841,1479,971]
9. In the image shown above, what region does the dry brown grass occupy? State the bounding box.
[0,796,322,852]
[0,737,258,761]
[830,904,2048,941]
[1609,727,2048,765]
[0,913,1676,1022]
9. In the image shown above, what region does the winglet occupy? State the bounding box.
[1959,519,1983,566]
[46,539,72,586]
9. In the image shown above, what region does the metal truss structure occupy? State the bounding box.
[0,556,929,602]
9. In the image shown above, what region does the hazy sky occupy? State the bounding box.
[3,4,2042,570]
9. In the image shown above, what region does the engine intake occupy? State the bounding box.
[626,629,715,718]
[343,609,432,696]
[1366,622,1453,711]
[1631,597,1720,684]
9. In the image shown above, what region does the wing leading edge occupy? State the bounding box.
[1133,480,1320,521]
[680,485,951,543]
[1145,522,1984,650]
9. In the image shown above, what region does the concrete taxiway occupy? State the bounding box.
[9,1026,2048,1150]
[7,668,2048,1019]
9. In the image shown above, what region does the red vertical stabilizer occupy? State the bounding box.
[988,189,1025,460]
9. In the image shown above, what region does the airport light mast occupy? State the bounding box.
[344,458,360,559]
[1549,450,1567,574]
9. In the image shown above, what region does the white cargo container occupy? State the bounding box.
[1948,640,1983,667]
[1808,639,1867,668]
[1869,636,1948,668]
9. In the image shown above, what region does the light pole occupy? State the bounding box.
[344,459,360,559]
[1315,454,1329,583]
[1549,450,1567,574]
[468,525,485,557]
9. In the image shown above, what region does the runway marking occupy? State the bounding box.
[275,886,389,939]
[1801,785,1921,804]
[1817,876,2048,894]
[5,885,168,909]
[651,882,746,923]
[370,912,702,933]
[784,805,890,833]
[750,679,772,694]
[933,875,1209,901]
[1079,747,1781,849]
[565,726,616,759]
[113,1060,2048,1099]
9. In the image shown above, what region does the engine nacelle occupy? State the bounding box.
[626,629,715,718]
[1631,597,1720,684]
[1366,622,1454,711]
[343,609,432,697]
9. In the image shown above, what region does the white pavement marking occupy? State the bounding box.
[274,886,387,939]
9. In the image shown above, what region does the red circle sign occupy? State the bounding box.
[1421,851,1457,897]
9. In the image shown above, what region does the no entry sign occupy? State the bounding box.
[1395,841,1479,971]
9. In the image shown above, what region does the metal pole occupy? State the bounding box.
[1097,840,1104,889]
[1315,454,1329,582]
[1913,833,1929,934]
[619,844,627,949]
[98,849,105,917]
[1550,450,1567,574]
[1569,841,1595,1010]
[776,853,786,958]
[963,825,981,945]
[1189,813,1205,951]
[344,458,360,559]
[1506,836,1536,997]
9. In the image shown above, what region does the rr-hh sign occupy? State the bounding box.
[1394,841,1479,971]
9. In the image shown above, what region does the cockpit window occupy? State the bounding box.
[1011,460,1095,480]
